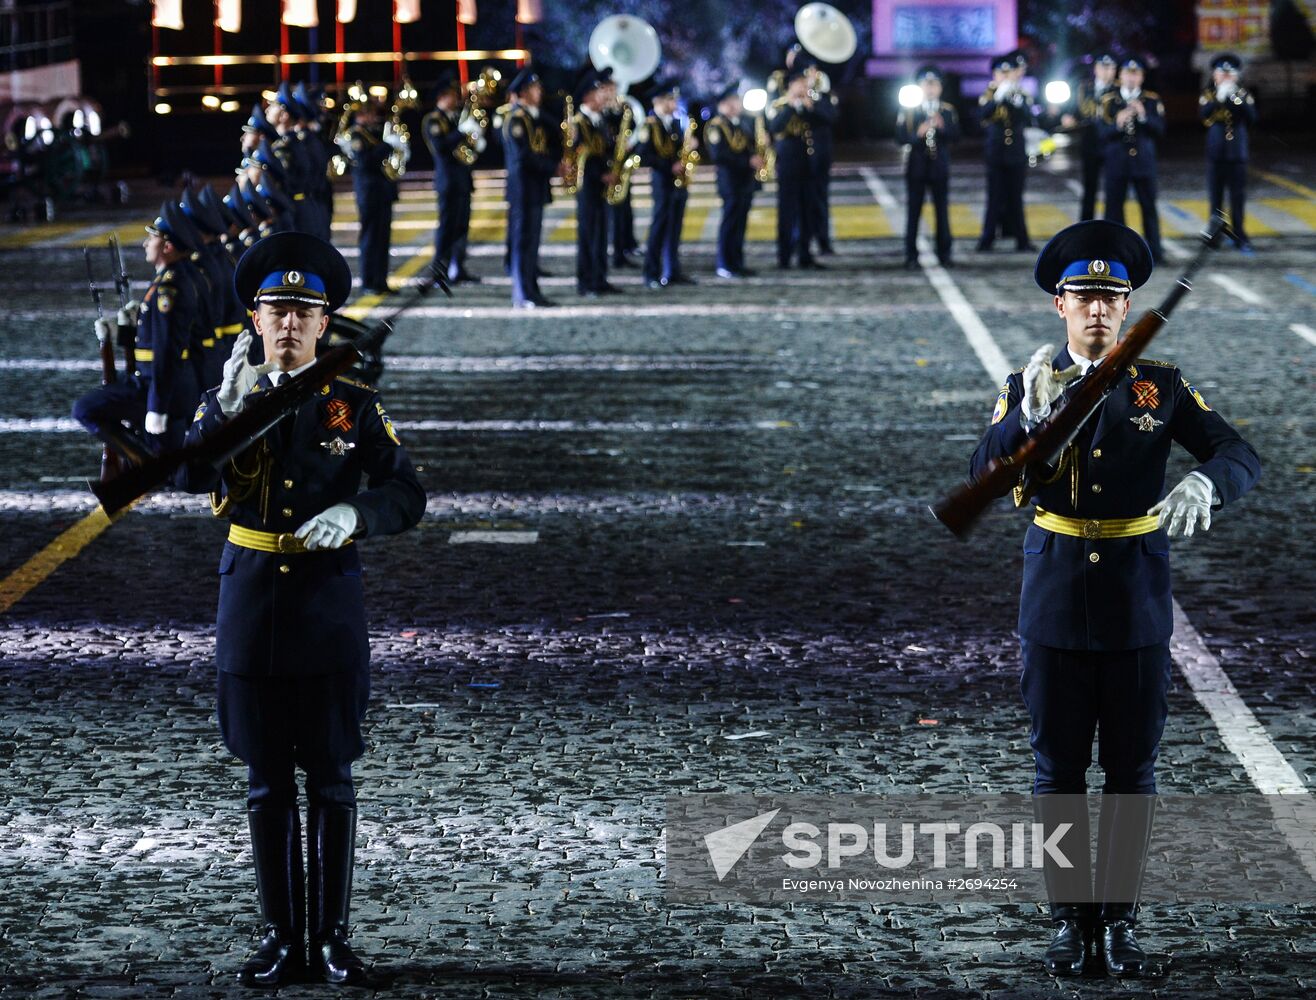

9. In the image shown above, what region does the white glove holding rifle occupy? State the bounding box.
[93,317,114,345]
[1020,345,1082,430]
[216,331,274,417]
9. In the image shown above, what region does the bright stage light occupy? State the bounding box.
[743,88,767,113]
[898,84,923,109]
[201,94,221,109]
[1044,80,1071,105]
[154,102,173,115]
[220,100,240,112]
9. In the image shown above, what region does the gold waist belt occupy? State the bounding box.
[227,524,354,554]
[134,348,189,362]
[1034,507,1161,540]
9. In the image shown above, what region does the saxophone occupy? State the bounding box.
[605,103,641,206]
[753,113,775,183]
[561,96,580,195]
[327,83,365,179]
[923,101,939,157]
[455,68,499,166]
[381,78,417,182]
[673,117,699,189]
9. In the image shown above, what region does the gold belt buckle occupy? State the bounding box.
[275,532,300,553]
[1082,520,1102,540]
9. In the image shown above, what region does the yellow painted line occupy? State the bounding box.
[831,203,892,238]
[1252,169,1316,200]
[745,206,776,242]
[1259,197,1316,231]
[0,506,127,615]
[0,221,89,250]
[74,224,144,250]
[546,216,578,243]
[681,205,710,242]
[1169,198,1278,236]
[1022,202,1074,239]
[339,244,434,321]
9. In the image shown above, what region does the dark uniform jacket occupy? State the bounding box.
[1073,80,1113,160]
[1098,88,1165,178]
[179,373,426,677]
[896,101,960,178]
[347,123,396,191]
[1200,86,1257,162]
[978,82,1034,165]
[705,113,757,190]
[138,263,206,420]
[502,105,558,205]
[422,107,476,193]
[767,100,823,175]
[571,110,611,196]
[970,348,1260,651]
[636,113,683,188]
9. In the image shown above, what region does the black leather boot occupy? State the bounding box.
[1035,794,1093,976]
[238,806,306,988]
[1095,794,1157,977]
[308,803,368,986]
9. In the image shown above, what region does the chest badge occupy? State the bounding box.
[1131,412,1163,433]
[1131,380,1160,409]
[320,437,356,457]
[324,398,353,432]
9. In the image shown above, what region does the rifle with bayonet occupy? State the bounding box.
[108,233,137,375]
[930,212,1228,538]
[89,259,452,515]
[84,247,122,481]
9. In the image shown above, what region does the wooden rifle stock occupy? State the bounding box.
[930,212,1228,538]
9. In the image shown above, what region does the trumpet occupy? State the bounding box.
[606,103,641,205]
[381,77,418,182]
[673,117,699,189]
[754,113,775,183]
[328,81,366,179]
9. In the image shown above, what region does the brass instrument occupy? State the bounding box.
[561,95,580,195]
[455,67,500,166]
[328,82,366,179]
[673,116,699,189]
[923,100,939,156]
[381,77,418,182]
[605,103,641,206]
[753,113,775,183]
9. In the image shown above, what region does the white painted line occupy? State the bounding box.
[859,166,1012,385]
[875,163,1313,805]
[1291,324,1316,348]
[1209,272,1265,306]
[447,530,539,544]
[1161,237,1191,261]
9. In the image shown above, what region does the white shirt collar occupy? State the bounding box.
[1120,86,1140,101]
[271,359,316,385]
[1068,352,1104,375]
[584,106,602,125]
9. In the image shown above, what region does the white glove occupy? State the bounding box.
[384,131,406,151]
[117,300,140,328]
[335,134,354,155]
[474,137,487,154]
[94,317,114,344]
[995,80,1013,100]
[1216,82,1237,102]
[1148,473,1217,537]
[145,411,168,435]
[294,503,360,550]
[216,331,274,417]
[1020,345,1081,429]
[458,116,480,137]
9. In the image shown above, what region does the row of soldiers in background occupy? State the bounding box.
[899,50,1258,269]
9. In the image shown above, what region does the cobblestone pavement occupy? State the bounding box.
[1,145,1314,998]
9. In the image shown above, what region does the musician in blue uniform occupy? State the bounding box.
[896,64,960,269]
[1199,53,1257,253]
[181,185,247,388]
[769,67,826,270]
[346,99,399,294]
[72,201,209,464]
[1064,54,1117,221]
[705,86,763,279]
[977,53,1035,252]
[968,221,1259,978]
[570,70,619,298]
[637,77,695,288]
[801,60,839,256]
[502,68,561,309]
[178,233,425,987]
[422,75,480,284]
[602,79,641,269]
[1099,57,1165,264]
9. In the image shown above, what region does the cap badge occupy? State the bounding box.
[284,270,303,286]
[1088,260,1108,275]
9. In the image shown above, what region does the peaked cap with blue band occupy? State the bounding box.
[234,232,353,312]
[146,198,201,252]
[1034,220,1154,295]
[506,67,540,95]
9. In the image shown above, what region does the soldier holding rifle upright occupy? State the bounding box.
[966,220,1259,978]
[176,232,425,988]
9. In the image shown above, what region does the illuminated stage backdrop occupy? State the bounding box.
[867,0,1017,78]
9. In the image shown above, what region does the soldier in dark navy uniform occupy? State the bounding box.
[968,221,1259,978]
[705,86,763,279]
[1099,57,1165,263]
[896,64,959,268]
[72,201,209,464]
[1063,54,1117,221]
[293,83,334,240]
[769,68,826,270]
[181,185,247,389]
[346,99,399,294]
[977,53,1035,252]
[269,82,325,237]
[502,69,560,308]
[422,75,480,285]
[570,70,619,298]
[637,77,695,288]
[1200,53,1257,252]
[178,233,425,988]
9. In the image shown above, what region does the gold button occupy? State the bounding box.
[1004,137,1012,145]
[1129,149,1138,156]
[278,564,291,574]
[282,507,293,518]
[1089,552,1101,564]
[283,479,294,489]
[1091,484,1102,494]
[1092,449,1102,459]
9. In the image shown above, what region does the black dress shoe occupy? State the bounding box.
[776,261,791,270]
[799,259,827,270]
[598,283,624,295]
[938,257,954,269]
[310,927,368,986]
[667,273,698,286]
[451,271,482,284]
[1017,242,1038,252]
[238,805,306,988]
[737,267,758,277]
[307,803,369,987]
[1101,919,1146,977]
[818,244,836,255]
[903,258,919,270]
[645,279,663,289]
[975,241,993,252]
[1043,918,1088,976]
[239,924,306,988]
[531,296,557,308]
[612,256,638,268]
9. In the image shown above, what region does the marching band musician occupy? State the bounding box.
[602,79,642,269]
[1063,53,1117,222]
[802,60,839,256]
[502,68,561,309]
[571,70,621,298]
[1200,53,1257,253]
[977,53,1035,253]
[895,64,960,269]
[422,75,480,285]
[769,67,826,270]
[1099,56,1166,264]
[345,98,401,295]
[704,85,762,280]
[637,77,696,289]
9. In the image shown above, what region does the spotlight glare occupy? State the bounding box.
[154,102,172,115]
[742,88,767,113]
[898,84,923,109]
[1044,80,1071,105]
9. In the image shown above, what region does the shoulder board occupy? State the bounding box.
[1143,90,1160,100]
[160,269,175,282]
[770,97,790,108]
[1011,366,1025,375]
[1134,357,1177,369]
[940,101,955,112]
[335,374,378,392]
